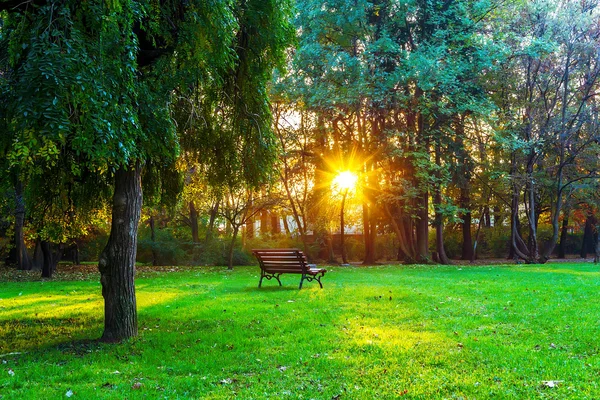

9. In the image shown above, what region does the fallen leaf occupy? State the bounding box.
[8,368,15,376]
[132,382,142,390]
[278,365,288,372]
[65,389,73,397]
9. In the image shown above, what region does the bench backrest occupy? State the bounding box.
[252,249,309,273]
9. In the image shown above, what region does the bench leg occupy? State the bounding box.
[259,271,282,288]
[299,274,305,290]
[316,275,323,289]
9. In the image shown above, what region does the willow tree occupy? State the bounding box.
[0,0,291,341]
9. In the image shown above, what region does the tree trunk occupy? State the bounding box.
[341,190,348,264]
[282,216,291,235]
[260,210,269,236]
[40,241,53,278]
[189,201,199,243]
[594,221,600,263]
[362,203,376,264]
[270,212,281,235]
[557,212,569,259]
[580,216,595,258]
[415,194,429,262]
[33,237,43,270]
[483,207,491,228]
[434,140,451,265]
[370,209,377,262]
[205,200,219,242]
[72,242,80,265]
[98,165,142,342]
[13,180,32,270]
[40,241,62,278]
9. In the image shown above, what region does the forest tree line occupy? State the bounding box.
[1,0,600,276]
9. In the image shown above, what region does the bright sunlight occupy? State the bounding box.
[332,171,358,193]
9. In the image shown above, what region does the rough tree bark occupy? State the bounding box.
[98,165,143,342]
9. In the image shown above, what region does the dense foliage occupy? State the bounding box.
[0,0,599,283]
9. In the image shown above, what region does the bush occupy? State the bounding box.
[137,227,187,266]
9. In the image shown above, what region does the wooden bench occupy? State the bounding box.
[252,249,326,289]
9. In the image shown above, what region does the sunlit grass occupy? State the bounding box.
[1,263,600,399]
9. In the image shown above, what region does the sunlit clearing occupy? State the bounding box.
[332,171,358,192]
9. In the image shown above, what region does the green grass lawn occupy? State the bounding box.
[1,263,599,399]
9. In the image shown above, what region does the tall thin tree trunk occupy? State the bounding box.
[370,210,377,262]
[341,189,348,264]
[362,203,376,264]
[98,165,142,342]
[416,195,429,262]
[434,140,451,265]
[14,180,32,270]
[282,216,291,235]
[557,212,569,259]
